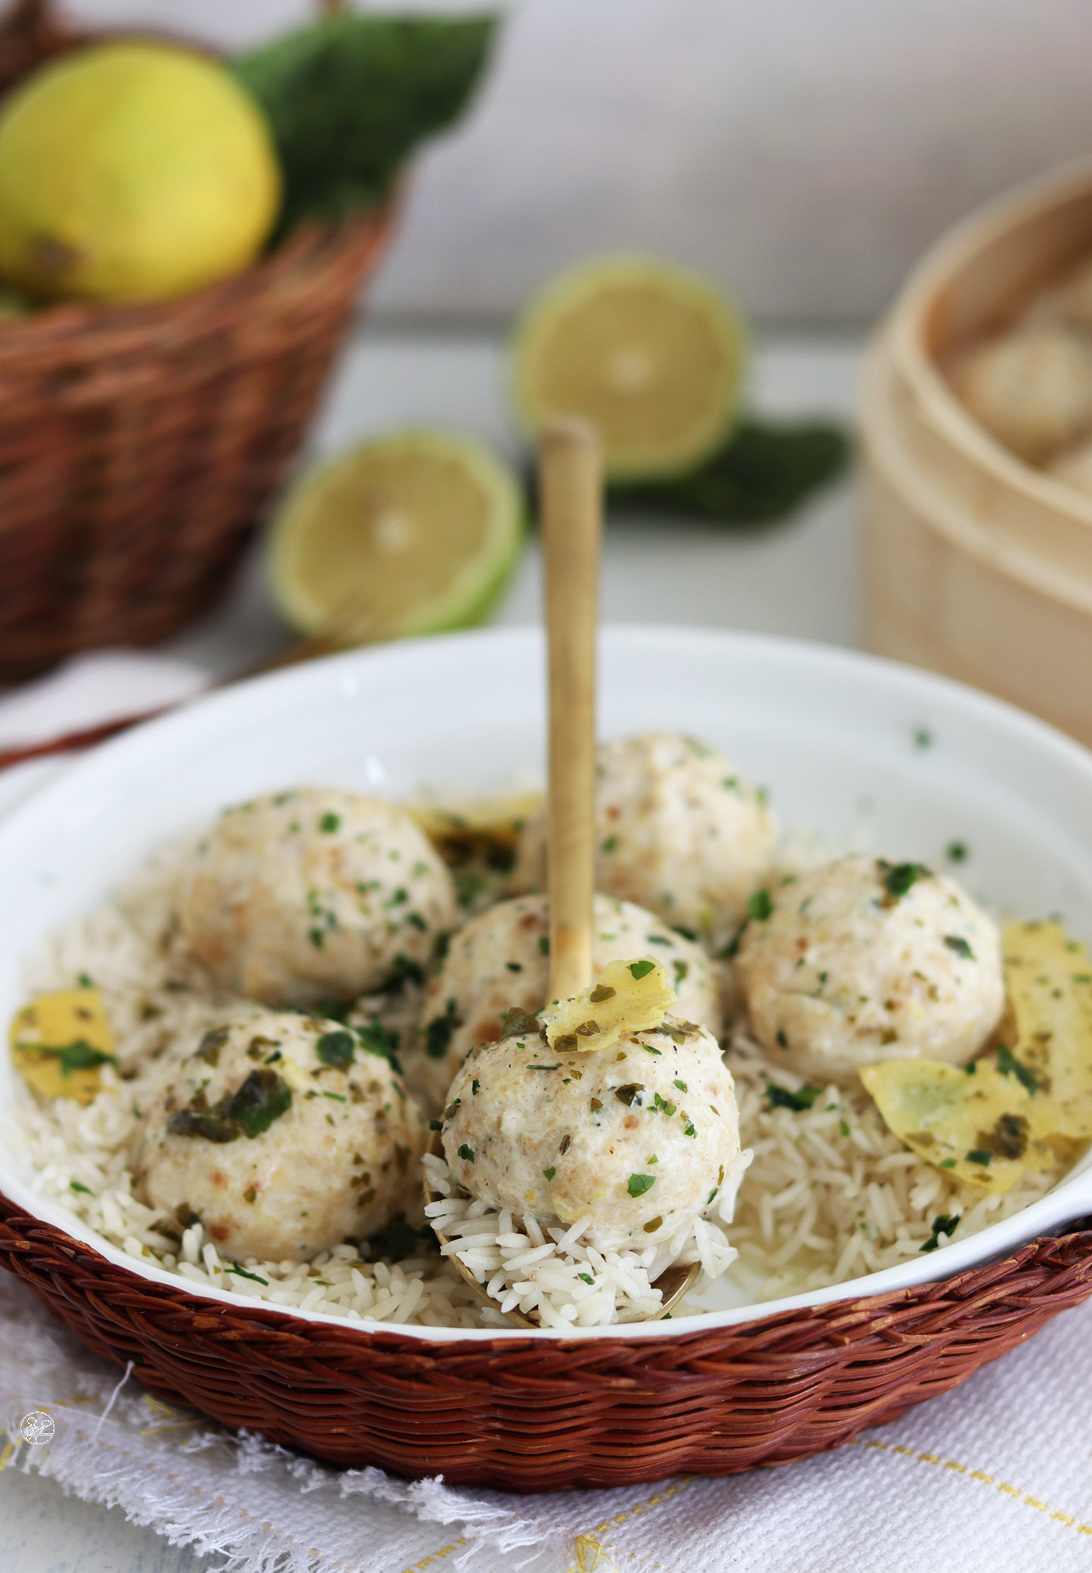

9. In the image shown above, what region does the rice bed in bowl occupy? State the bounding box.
[0,803,1065,1334]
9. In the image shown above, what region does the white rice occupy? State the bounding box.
[0,841,1068,1334]
[422,1151,740,1329]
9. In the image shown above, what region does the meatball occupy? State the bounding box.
[948,327,1092,464]
[133,1007,424,1262]
[410,891,719,1111]
[511,733,775,946]
[735,856,1004,1084]
[442,1016,746,1255]
[178,788,454,1007]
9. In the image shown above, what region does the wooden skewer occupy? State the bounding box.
[540,419,601,1003]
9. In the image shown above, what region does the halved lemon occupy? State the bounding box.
[512,254,747,480]
[269,431,525,640]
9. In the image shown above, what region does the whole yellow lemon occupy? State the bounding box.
[0,42,281,303]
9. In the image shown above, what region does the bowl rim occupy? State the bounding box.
[884,153,1092,528]
[3,623,1092,1344]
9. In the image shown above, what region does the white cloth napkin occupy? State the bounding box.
[2,652,1092,1573]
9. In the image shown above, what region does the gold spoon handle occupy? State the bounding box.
[540,419,602,1002]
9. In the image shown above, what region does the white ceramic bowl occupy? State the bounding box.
[2,624,1091,1343]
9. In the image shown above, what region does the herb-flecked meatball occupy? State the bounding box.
[178,788,454,1007]
[442,1016,747,1255]
[511,733,775,946]
[132,1007,424,1262]
[409,891,719,1112]
[735,856,1005,1084]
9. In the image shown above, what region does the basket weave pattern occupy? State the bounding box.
[2,1189,1091,1490]
[0,215,394,681]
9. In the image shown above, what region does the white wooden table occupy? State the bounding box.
[0,326,860,1572]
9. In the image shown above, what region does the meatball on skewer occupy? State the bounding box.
[408,891,719,1111]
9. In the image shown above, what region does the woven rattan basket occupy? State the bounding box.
[0,0,396,682]
[2,1194,1092,1489]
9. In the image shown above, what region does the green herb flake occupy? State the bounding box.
[627,1173,656,1198]
[601,834,618,853]
[69,1180,92,1195]
[167,1069,292,1143]
[76,972,94,988]
[317,1029,356,1069]
[229,1261,269,1286]
[920,1212,960,1253]
[766,1083,820,1112]
[965,1149,992,1166]
[881,861,929,901]
[674,1079,688,1093]
[943,934,975,960]
[322,1090,347,1103]
[747,888,773,922]
[840,1118,850,1137]
[995,1044,1040,1094]
[683,1122,696,1137]
[543,1166,556,1181]
[946,841,968,863]
[628,959,655,980]
[457,1144,475,1163]
[424,999,462,1059]
[578,1272,595,1285]
[24,1038,118,1077]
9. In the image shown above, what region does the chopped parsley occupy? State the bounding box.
[765,1083,820,1112]
[919,1213,960,1253]
[500,1006,543,1042]
[943,935,975,960]
[167,1069,292,1143]
[913,727,933,749]
[615,1083,645,1106]
[653,1093,677,1116]
[543,1166,556,1181]
[319,812,341,833]
[628,959,655,980]
[601,834,618,853]
[995,1044,1040,1094]
[746,888,773,922]
[457,1144,475,1163]
[965,1149,992,1166]
[880,861,928,901]
[627,1173,656,1198]
[229,1261,269,1285]
[946,841,968,863]
[316,1029,356,1069]
[683,1122,696,1137]
[674,1079,688,1093]
[22,1039,117,1077]
[69,1180,92,1195]
[424,999,462,1059]
[578,1272,595,1285]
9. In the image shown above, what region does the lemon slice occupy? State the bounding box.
[512,254,747,480]
[269,431,525,640]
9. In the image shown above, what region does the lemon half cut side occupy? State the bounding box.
[512,254,748,481]
[269,431,526,643]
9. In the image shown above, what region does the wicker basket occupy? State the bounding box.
[0,1,396,681]
[3,1188,1092,1490]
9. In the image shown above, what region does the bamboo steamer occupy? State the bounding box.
[860,159,1092,746]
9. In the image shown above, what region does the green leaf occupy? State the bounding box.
[233,15,499,237]
[627,1173,656,1198]
[605,418,850,526]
